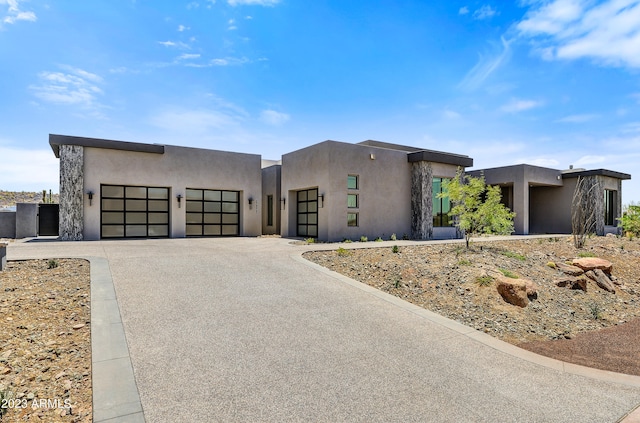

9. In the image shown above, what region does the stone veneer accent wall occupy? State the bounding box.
[411,161,433,240]
[59,145,84,240]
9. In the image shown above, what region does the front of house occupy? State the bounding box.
[49,134,631,242]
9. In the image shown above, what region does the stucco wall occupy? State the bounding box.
[282,141,413,242]
[0,212,16,238]
[261,165,281,235]
[82,145,262,240]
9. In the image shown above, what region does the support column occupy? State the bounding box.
[411,161,433,240]
[59,145,84,240]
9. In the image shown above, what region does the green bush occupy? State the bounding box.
[499,268,518,279]
[618,204,640,239]
[476,275,493,286]
[457,259,472,266]
[336,247,351,257]
[390,233,397,241]
[392,245,399,254]
[501,251,526,261]
[577,251,595,258]
[374,237,383,242]
[47,259,59,269]
[360,236,368,242]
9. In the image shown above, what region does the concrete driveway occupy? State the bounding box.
[8,237,640,422]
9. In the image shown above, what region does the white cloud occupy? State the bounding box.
[458,36,512,91]
[500,98,543,113]
[574,154,607,166]
[177,53,201,60]
[29,66,105,113]
[1,0,36,25]
[158,40,191,49]
[260,109,290,126]
[442,109,461,119]
[517,156,561,167]
[178,24,190,32]
[516,0,640,68]
[228,18,237,30]
[0,146,58,191]
[555,113,599,123]
[473,5,498,20]
[150,109,241,133]
[228,0,280,6]
[459,6,469,15]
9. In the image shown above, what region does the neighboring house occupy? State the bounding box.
[49,134,630,241]
[49,134,262,241]
[468,164,631,236]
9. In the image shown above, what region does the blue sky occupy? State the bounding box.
[1,0,639,202]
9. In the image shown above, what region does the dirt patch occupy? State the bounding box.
[0,259,92,422]
[304,236,640,376]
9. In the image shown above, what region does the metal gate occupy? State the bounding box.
[38,204,59,236]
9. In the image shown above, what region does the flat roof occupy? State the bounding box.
[358,140,473,167]
[49,134,165,158]
[561,169,631,180]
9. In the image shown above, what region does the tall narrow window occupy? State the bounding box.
[347,194,358,208]
[347,175,358,190]
[604,189,616,226]
[432,177,452,227]
[267,195,274,226]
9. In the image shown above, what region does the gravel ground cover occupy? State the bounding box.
[0,259,91,423]
[304,236,640,376]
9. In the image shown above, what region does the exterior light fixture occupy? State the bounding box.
[318,194,324,208]
[280,197,286,210]
[248,197,254,209]
[87,191,94,206]
[176,194,182,208]
[370,153,375,160]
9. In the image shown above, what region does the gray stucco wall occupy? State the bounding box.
[261,165,281,235]
[16,203,38,238]
[82,144,262,240]
[0,212,16,238]
[59,145,84,240]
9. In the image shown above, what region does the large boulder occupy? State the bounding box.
[571,257,613,274]
[585,269,616,293]
[556,262,584,276]
[496,277,528,308]
[555,275,588,292]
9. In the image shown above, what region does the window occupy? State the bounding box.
[347,212,358,227]
[297,188,318,237]
[347,175,358,190]
[347,194,358,208]
[604,189,616,226]
[432,177,452,227]
[267,195,274,226]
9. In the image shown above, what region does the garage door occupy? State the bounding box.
[101,185,170,238]
[185,188,239,236]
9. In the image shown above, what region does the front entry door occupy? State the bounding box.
[296,188,318,237]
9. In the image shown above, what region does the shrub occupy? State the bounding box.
[374,237,383,242]
[402,233,410,240]
[499,268,518,279]
[589,303,602,320]
[47,259,59,269]
[618,204,640,239]
[392,245,399,254]
[476,275,494,286]
[336,247,351,257]
[457,259,472,266]
[577,251,595,258]
[501,251,526,261]
[546,261,557,269]
[305,238,316,244]
[342,239,353,243]
[360,236,368,242]
[390,233,397,241]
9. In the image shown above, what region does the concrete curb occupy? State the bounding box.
[292,252,640,389]
[87,256,145,423]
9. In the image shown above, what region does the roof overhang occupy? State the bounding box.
[408,150,473,167]
[561,169,631,180]
[49,134,165,158]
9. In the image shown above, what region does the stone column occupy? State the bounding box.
[411,161,433,240]
[59,145,84,240]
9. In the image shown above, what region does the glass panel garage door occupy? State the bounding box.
[101,185,170,238]
[185,189,239,236]
[297,188,318,237]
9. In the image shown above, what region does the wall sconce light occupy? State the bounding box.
[248,197,254,210]
[87,191,94,206]
[318,194,324,208]
[176,194,182,208]
[370,153,375,160]
[280,197,286,210]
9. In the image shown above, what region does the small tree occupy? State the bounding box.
[618,203,640,239]
[440,170,515,249]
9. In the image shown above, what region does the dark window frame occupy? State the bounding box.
[347,193,358,208]
[347,174,359,190]
[297,188,318,237]
[604,189,616,226]
[347,212,358,227]
[432,177,453,227]
[100,184,170,239]
[267,195,274,226]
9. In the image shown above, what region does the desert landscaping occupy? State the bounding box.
[304,235,640,376]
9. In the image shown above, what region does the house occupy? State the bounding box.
[467,164,631,235]
[49,134,630,241]
[50,134,262,240]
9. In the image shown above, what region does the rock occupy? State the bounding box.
[496,277,528,308]
[1,366,11,375]
[572,257,613,274]
[523,279,538,298]
[556,262,584,276]
[555,276,587,292]
[585,269,616,293]
[72,324,85,330]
